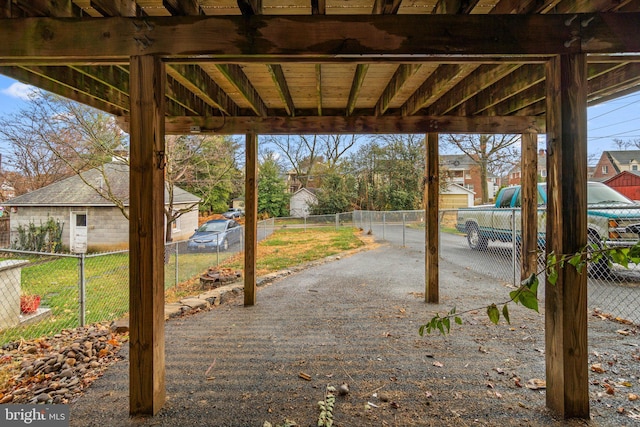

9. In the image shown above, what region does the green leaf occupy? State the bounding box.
[547,266,558,286]
[436,321,445,335]
[519,289,539,312]
[502,304,511,324]
[418,324,425,336]
[487,304,500,325]
[442,317,451,332]
[510,288,522,304]
[454,316,462,325]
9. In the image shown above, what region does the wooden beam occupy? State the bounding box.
[158,115,546,134]
[15,0,79,17]
[167,64,239,116]
[128,54,166,416]
[90,0,139,16]
[401,64,477,116]
[372,0,402,14]
[425,133,439,304]
[162,0,202,15]
[244,132,258,306]
[315,64,322,116]
[374,64,422,116]
[427,64,521,115]
[165,74,214,115]
[0,65,127,115]
[237,0,262,15]
[346,64,369,116]
[2,14,640,61]
[545,53,589,419]
[311,0,325,15]
[216,64,268,116]
[267,64,295,116]
[520,132,538,280]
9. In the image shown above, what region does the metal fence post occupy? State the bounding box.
[304,216,307,232]
[216,233,220,266]
[175,242,179,289]
[512,209,517,287]
[402,213,406,247]
[79,253,86,327]
[335,213,339,230]
[383,213,386,240]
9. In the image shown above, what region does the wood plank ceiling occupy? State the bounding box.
[0,0,639,134]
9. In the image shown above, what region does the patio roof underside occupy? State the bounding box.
[1,1,639,136]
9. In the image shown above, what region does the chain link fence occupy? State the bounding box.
[2,211,638,346]
[354,208,640,325]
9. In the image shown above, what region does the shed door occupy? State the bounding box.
[71,212,88,253]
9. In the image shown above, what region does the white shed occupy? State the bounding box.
[289,188,318,217]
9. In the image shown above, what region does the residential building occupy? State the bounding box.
[592,150,640,181]
[440,154,501,204]
[506,149,548,185]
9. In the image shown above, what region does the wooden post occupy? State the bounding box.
[128,55,166,415]
[521,132,538,280]
[425,133,439,303]
[244,133,258,306]
[545,54,589,418]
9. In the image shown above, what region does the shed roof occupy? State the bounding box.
[4,162,200,207]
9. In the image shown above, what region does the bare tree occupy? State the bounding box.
[442,134,520,203]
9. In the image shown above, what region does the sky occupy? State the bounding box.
[1,74,639,165]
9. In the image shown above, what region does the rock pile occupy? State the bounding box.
[0,322,127,405]
[200,267,242,289]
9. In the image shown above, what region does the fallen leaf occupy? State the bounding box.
[629,393,639,401]
[454,392,463,399]
[495,391,503,399]
[603,383,615,395]
[493,368,504,375]
[525,378,546,390]
[591,363,606,373]
[486,382,495,389]
[618,407,626,414]
[433,361,444,368]
[514,379,523,388]
[619,381,633,387]
[616,329,630,336]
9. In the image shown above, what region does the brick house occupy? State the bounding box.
[440,154,501,204]
[592,150,640,181]
[3,161,199,252]
[506,149,548,185]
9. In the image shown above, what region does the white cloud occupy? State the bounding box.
[0,82,38,100]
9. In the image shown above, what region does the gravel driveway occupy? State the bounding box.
[69,239,640,426]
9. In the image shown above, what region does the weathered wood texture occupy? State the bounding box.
[425,133,439,304]
[1,14,640,61]
[160,115,545,135]
[128,54,166,416]
[244,132,258,306]
[520,132,538,280]
[545,54,589,419]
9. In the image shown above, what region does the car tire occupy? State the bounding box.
[587,232,611,279]
[467,223,488,251]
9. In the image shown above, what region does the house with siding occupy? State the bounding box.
[592,150,640,181]
[440,154,501,203]
[289,187,317,217]
[3,161,200,252]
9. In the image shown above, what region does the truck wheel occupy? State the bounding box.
[467,224,488,251]
[587,233,611,279]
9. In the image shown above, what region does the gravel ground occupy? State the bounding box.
[66,242,640,427]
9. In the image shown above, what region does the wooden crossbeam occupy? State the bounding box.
[315,64,322,116]
[374,64,422,116]
[90,0,139,17]
[162,0,202,15]
[153,114,546,134]
[1,14,639,61]
[346,64,369,116]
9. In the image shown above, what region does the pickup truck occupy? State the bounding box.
[456,182,640,276]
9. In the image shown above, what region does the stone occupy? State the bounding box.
[59,369,74,378]
[36,393,51,403]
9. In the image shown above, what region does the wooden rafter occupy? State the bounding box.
[267,64,295,116]
[372,0,402,14]
[426,64,521,115]
[236,0,262,16]
[90,0,139,16]
[167,64,239,116]
[374,64,422,116]
[401,64,477,116]
[311,0,325,15]
[315,64,322,116]
[165,74,213,116]
[346,64,369,117]
[162,0,201,15]
[215,64,268,116]
[0,65,126,115]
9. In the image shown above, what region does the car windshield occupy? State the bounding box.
[538,183,635,205]
[197,222,226,233]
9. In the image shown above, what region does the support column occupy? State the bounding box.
[129,55,166,415]
[545,54,589,418]
[244,133,258,306]
[425,133,439,304]
[521,132,538,280]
